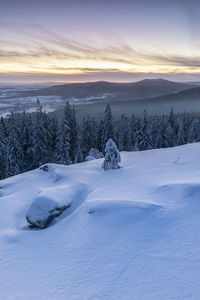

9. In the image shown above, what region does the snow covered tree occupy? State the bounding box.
[102,138,121,170]
[134,118,144,150]
[188,117,199,143]
[102,104,113,150]
[0,116,7,136]
[177,112,190,146]
[54,114,72,165]
[156,115,170,148]
[0,117,7,179]
[3,100,200,179]
[116,114,131,151]
[139,111,153,150]
[74,135,84,163]
[149,117,159,149]
[97,119,105,153]
[81,117,98,158]
[63,102,78,162]
[19,111,34,171]
[166,108,177,147]
[168,108,177,131]
[129,114,136,150]
[31,101,50,168]
[6,115,24,177]
[49,116,58,162]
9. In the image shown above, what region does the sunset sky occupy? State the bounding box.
[1,0,200,83]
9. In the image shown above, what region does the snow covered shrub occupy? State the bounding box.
[102,138,121,171]
[86,148,104,161]
[88,148,104,159]
[85,156,95,161]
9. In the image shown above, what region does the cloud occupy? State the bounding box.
[1,70,200,84]
[1,21,200,81]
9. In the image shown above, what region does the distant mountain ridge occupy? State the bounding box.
[1,79,198,119]
[17,78,195,101]
[69,83,200,120]
[134,85,200,104]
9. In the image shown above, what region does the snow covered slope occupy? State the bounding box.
[1,143,200,299]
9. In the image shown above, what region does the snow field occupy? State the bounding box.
[0,143,200,299]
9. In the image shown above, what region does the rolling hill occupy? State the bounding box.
[17,78,194,101]
[0,79,198,120]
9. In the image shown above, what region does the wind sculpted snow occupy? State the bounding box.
[0,143,200,299]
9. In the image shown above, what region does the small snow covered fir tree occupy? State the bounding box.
[102,138,121,170]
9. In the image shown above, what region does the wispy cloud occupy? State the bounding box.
[1,22,200,82]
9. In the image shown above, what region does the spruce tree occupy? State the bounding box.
[177,112,190,145]
[63,102,77,162]
[139,111,153,150]
[81,117,98,158]
[116,114,131,151]
[103,104,113,150]
[156,115,170,148]
[0,117,7,179]
[55,113,72,165]
[31,100,50,168]
[129,114,136,151]
[74,135,84,163]
[19,111,33,171]
[49,116,58,162]
[6,115,24,177]
[97,120,105,153]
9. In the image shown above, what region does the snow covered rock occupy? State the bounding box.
[39,164,49,172]
[26,183,89,229]
[26,195,70,229]
[102,138,121,170]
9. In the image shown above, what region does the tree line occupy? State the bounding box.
[0,100,200,179]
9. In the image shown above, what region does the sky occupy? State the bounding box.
[1,0,200,83]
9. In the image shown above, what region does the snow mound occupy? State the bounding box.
[39,163,63,182]
[154,183,200,210]
[26,183,89,228]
